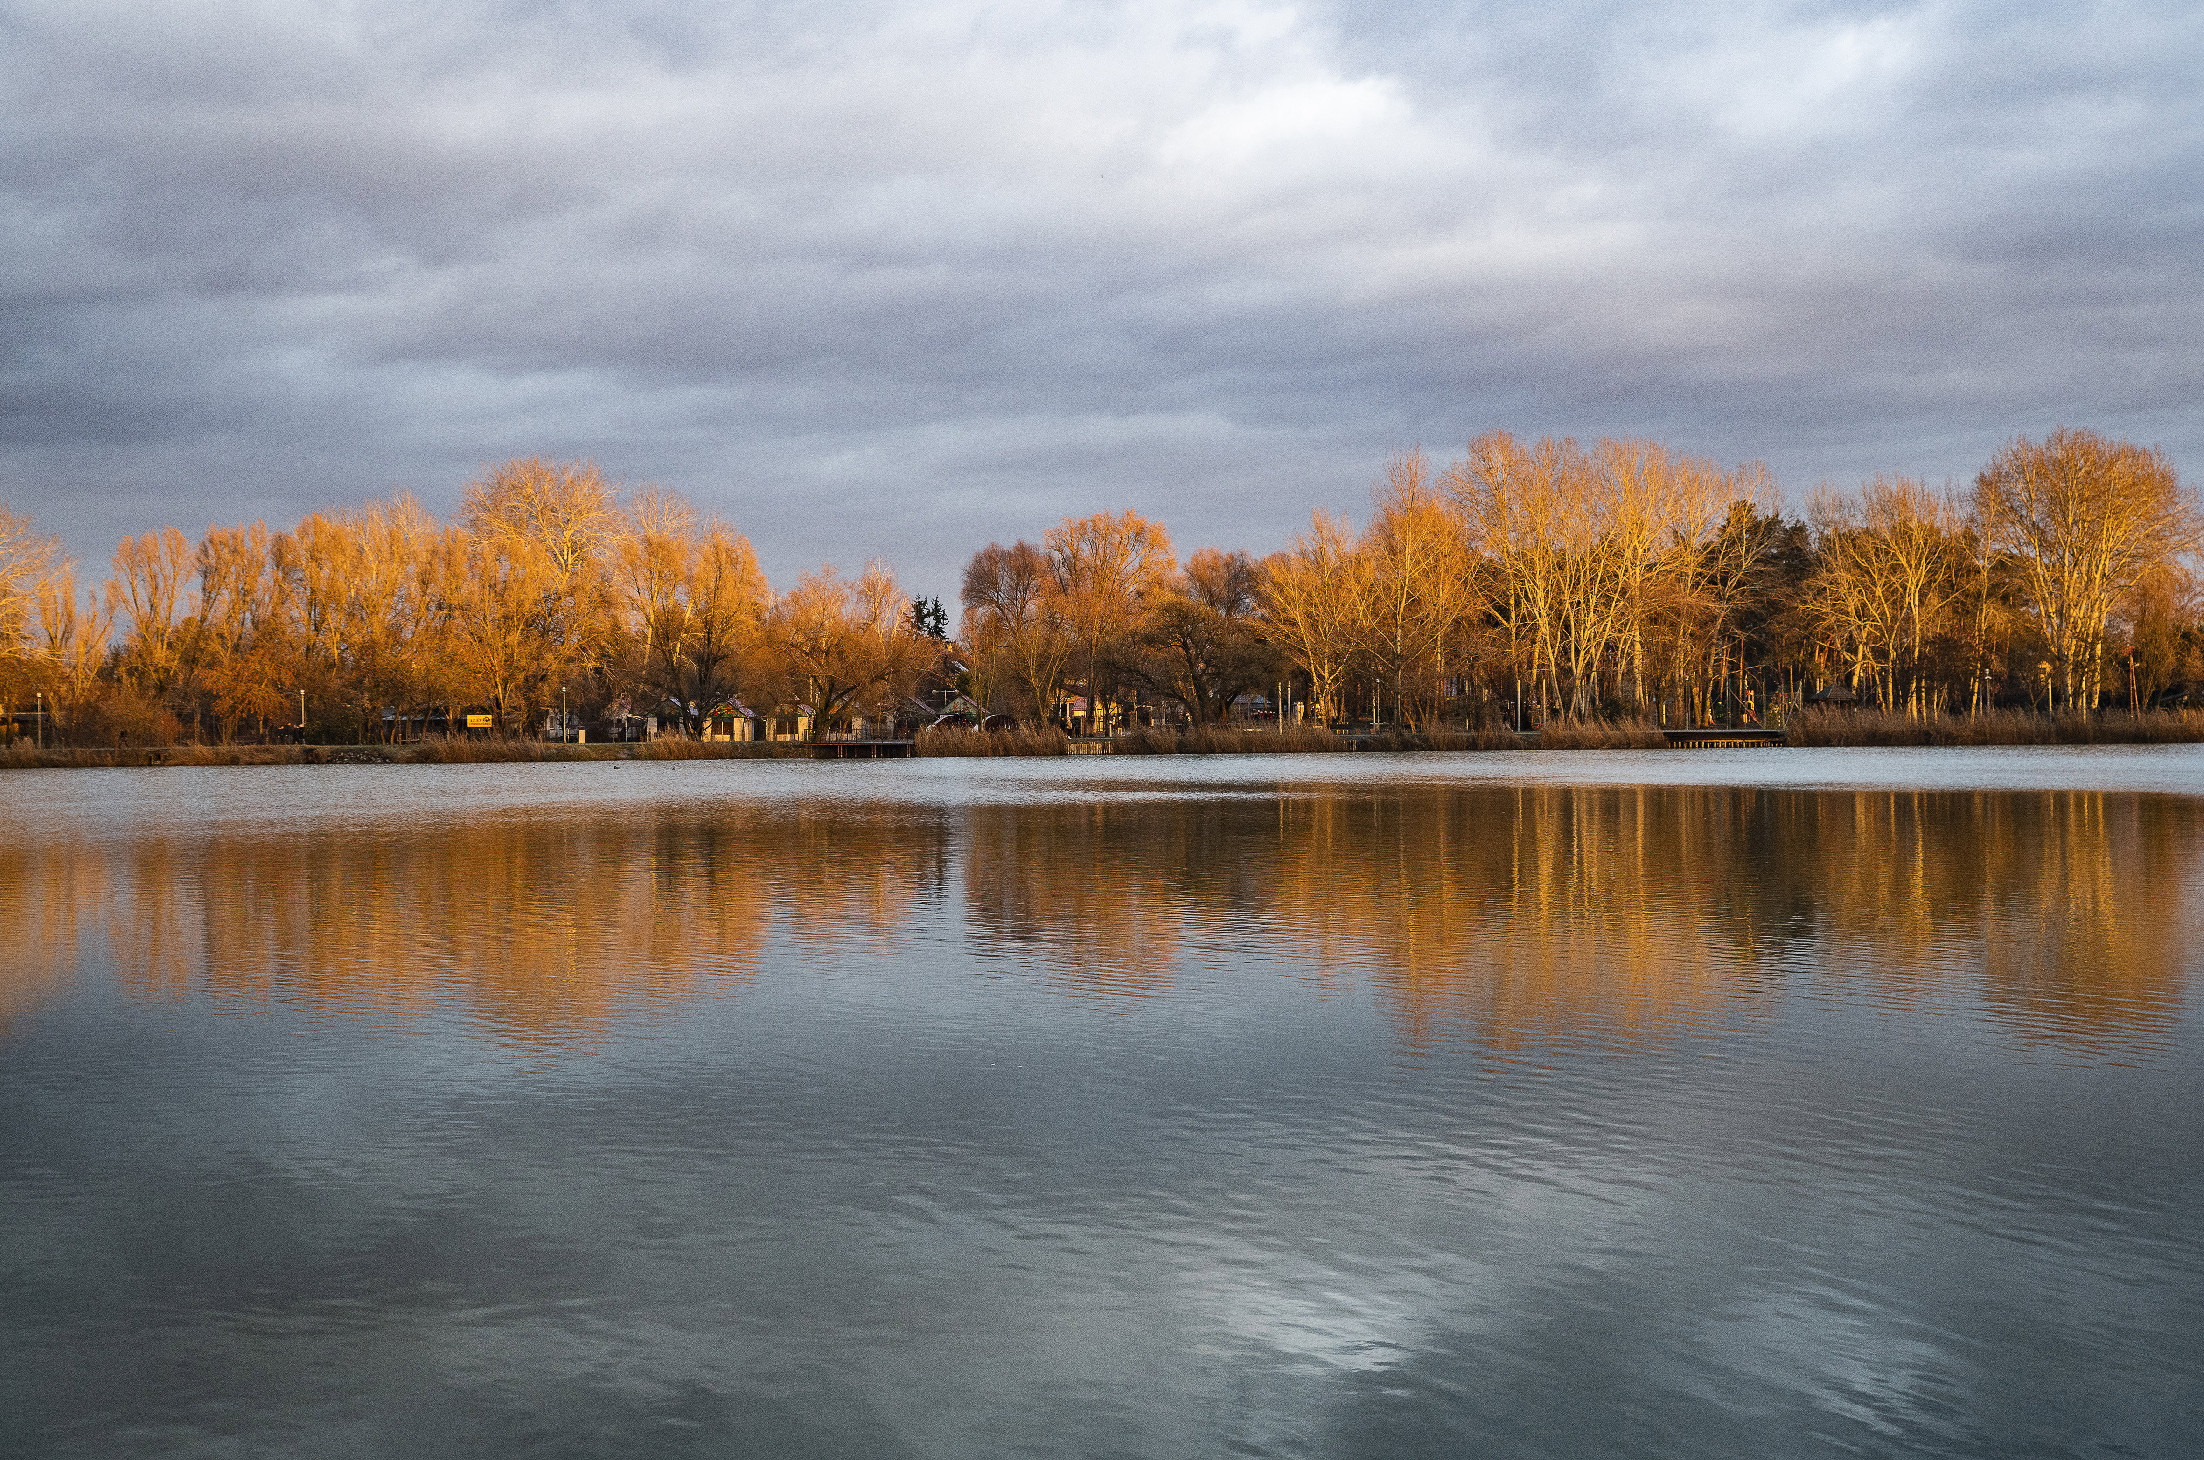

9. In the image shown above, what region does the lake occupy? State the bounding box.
[3,749,2201,1457]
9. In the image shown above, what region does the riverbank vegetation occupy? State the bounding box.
[2,427,2198,756]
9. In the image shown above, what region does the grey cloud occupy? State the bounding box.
[3,0,2199,595]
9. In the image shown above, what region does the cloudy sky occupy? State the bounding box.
[4,0,2199,597]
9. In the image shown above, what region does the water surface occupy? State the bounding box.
[3,750,2200,1456]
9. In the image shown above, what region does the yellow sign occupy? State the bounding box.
[465,714,493,730]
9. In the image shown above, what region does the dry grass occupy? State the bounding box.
[1,737,622,769]
[1535,718,1669,749]
[922,722,1609,755]
[1108,725,1342,754]
[914,724,1070,756]
[1340,727,1515,751]
[15,708,2204,770]
[626,736,816,761]
[1784,706,2204,747]
[0,744,174,769]
[400,736,551,764]
[400,736,689,763]
[0,742,360,769]
[406,735,815,762]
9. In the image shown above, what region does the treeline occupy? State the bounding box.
[0,461,926,746]
[963,427,2197,729]
[0,427,2195,747]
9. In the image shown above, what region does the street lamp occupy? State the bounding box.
[298,688,307,743]
[35,690,43,751]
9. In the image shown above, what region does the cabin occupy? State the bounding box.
[761,707,814,742]
[0,707,51,746]
[702,701,757,743]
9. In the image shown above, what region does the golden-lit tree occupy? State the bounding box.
[0,506,59,656]
[1808,478,1965,714]
[1975,429,2196,708]
[0,508,68,741]
[190,521,295,739]
[335,496,445,738]
[960,540,1072,724]
[2118,563,2201,709]
[1675,494,1785,723]
[109,526,193,701]
[32,566,113,712]
[1448,431,1562,710]
[1354,452,1478,728]
[1258,511,1363,726]
[1448,433,1783,723]
[613,488,769,729]
[766,563,925,739]
[465,458,621,583]
[448,459,620,727]
[1044,509,1175,726]
[1137,547,1282,723]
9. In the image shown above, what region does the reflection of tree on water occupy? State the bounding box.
[959,786,2201,1057]
[1791,789,2197,1054]
[961,802,1216,1004]
[7,806,949,1050]
[1265,786,1773,1052]
[7,784,2193,1058]
[0,840,111,1035]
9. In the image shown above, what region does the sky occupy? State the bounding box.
[3,0,2200,600]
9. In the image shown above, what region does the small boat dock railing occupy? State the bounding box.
[1663,727,1787,749]
[813,740,915,759]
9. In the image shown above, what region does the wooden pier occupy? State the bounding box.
[1662,727,1788,749]
[813,740,915,759]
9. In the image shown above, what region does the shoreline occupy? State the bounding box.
[7,710,2204,769]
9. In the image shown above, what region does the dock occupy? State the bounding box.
[813,740,915,759]
[1662,727,1787,748]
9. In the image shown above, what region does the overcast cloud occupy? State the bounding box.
[3,0,2199,594]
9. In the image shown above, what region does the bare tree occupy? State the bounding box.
[1044,510,1175,730]
[768,563,925,740]
[959,541,1072,723]
[1138,547,1282,723]
[110,526,193,700]
[1976,429,2195,708]
[1808,478,1965,714]
[1258,512,1363,727]
[0,506,59,657]
[454,459,621,726]
[1354,452,1477,728]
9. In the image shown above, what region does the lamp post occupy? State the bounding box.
[561,684,569,743]
[35,690,43,751]
[298,688,306,743]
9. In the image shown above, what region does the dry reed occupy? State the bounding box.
[1784,706,2204,747]
[1535,718,1669,749]
[914,724,1070,757]
[15,708,2204,770]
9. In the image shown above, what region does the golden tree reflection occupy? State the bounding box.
[0,837,108,1034]
[960,784,2201,1056]
[21,805,946,1051]
[6,784,2196,1058]
[1261,786,1771,1051]
[962,802,1193,1004]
